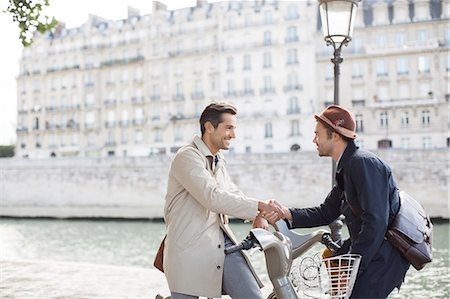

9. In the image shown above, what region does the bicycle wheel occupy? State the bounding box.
[266,291,277,299]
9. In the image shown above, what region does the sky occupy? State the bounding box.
[0,0,198,145]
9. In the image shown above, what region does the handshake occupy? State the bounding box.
[256,200,292,227]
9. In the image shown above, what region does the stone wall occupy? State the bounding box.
[0,149,448,218]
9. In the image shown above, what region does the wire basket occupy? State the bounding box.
[290,253,362,299]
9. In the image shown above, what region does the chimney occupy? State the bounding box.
[152,1,167,12]
[392,0,410,23]
[372,0,389,26]
[128,6,140,18]
[414,0,431,21]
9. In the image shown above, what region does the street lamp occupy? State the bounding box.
[318,0,359,241]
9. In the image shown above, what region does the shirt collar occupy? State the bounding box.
[192,135,224,161]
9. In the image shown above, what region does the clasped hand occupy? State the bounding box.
[254,200,291,229]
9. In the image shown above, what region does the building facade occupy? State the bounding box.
[15,0,449,158]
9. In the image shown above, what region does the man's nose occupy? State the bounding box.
[230,130,236,138]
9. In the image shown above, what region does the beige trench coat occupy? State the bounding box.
[163,136,263,298]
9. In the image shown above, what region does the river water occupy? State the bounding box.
[0,218,448,298]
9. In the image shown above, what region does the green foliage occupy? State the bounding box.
[0,145,15,157]
[5,0,57,47]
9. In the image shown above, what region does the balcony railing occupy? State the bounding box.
[191,92,205,100]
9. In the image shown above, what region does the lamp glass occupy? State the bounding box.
[319,0,357,44]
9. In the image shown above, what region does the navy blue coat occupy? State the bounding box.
[290,141,410,298]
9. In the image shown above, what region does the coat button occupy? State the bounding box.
[218,244,221,248]
[217,265,221,269]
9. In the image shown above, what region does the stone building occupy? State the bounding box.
[15,0,449,158]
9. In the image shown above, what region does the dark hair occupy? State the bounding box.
[200,102,237,136]
[319,119,353,142]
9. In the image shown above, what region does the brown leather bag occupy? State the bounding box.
[385,190,433,270]
[153,235,166,273]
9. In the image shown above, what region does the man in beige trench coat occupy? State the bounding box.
[163,102,277,298]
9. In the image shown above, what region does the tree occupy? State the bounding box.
[0,145,15,157]
[4,0,57,47]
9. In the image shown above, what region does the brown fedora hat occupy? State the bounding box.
[314,105,357,139]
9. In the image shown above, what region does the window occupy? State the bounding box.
[175,82,183,96]
[401,111,409,127]
[86,112,95,124]
[122,90,129,102]
[286,4,299,20]
[376,60,387,77]
[263,31,271,46]
[375,35,386,47]
[286,26,298,42]
[243,78,252,94]
[401,137,410,149]
[121,130,128,144]
[135,129,143,143]
[135,108,144,120]
[174,126,183,141]
[417,30,427,43]
[152,84,160,99]
[287,72,299,89]
[290,120,300,136]
[228,15,236,28]
[422,136,432,149]
[121,70,128,83]
[263,11,273,24]
[325,65,333,80]
[226,56,234,72]
[397,58,409,75]
[121,110,129,124]
[263,76,272,91]
[396,32,406,46]
[107,131,115,145]
[422,110,430,125]
[244,13,252,26]
[380,111,388,128]
[70,133,78,146]
[243,54,251,70]
[263,52,272,68]
[265,123,273,138]
[288,97,299,114]
[227,80,235,93]
[355,114,364,132]
[286,49,298,64]
[418,56,430,74]
[352,63,362,78]
[154,128,162,142]
[398,82,410,99]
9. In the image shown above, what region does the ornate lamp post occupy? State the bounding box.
[318,0,359,241]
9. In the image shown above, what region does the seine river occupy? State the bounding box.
[0,218,448,298]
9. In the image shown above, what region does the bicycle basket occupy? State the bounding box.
[290,253,362,299]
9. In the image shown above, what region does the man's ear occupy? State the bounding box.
[331,131,341,142]
[204,121,214,133]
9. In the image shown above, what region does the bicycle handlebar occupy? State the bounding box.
[224,235,257,255]
[321,233,341,252]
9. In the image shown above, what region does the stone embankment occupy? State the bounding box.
[0,149,448,219]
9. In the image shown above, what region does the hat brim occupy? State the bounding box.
[315,114,357,139]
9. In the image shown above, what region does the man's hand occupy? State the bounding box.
[258,199,284,224]
[264,200,292,224]
[252,215,269,230]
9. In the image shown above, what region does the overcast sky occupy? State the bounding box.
[0,0,198,145]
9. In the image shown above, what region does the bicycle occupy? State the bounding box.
[225,220,361,299]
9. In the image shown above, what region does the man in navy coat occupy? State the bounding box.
[268,105,410,298]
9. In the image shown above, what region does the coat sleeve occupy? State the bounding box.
[290,186,343,229]
[348,156,391,273]
[171,147,258,220]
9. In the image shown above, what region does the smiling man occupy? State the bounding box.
[163,102,277,299]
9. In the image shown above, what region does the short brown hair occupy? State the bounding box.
[200,102,237,136]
